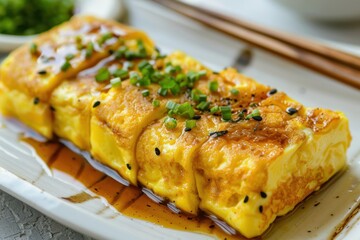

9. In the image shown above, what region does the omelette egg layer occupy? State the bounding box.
[0,16,351,238]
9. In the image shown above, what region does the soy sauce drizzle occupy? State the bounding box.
[23,138,250,240]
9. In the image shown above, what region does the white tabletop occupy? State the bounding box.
[1,0,359,239]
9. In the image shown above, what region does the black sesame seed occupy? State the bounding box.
[286,107,298,115]
[126,163,131,170]
[155,147,161,156]
[259,205,263,213]
[252,116,263,121]
[37,70,47,75]
[209,130,228,138]
[314,202,320,207]
[33,97,40,105]
[184,127,192,132]
[268,88,277,96]
[244,195,249,203]
[260,191,267,198]
[93,101,101,108]
[193,115,201,120]
[50,106,55,111]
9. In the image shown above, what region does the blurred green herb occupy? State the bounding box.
[0,0,74,35]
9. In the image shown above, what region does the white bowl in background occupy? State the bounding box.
[272,0,360,22]
[0,0,125,52]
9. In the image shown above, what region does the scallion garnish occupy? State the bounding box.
[198,94,207,102]
[65,53,75,61]
[176,102,195,119]
[114,46,127,59]
[158,87,168,96]
[98,32,113,46]
[152,100,160,107]
[60,61,71,72]
[110,77,121,87]
[166,100,177,110]
[220,106,232,121]
[185,119,196,129]
[209,80,218,92]
[164,116,177,129]
[191,89,202,102]
[113,69,128,79]
[210,106,220,114]
[245,109,262,121]
[142,89,150,97]
[85,42,94,58]
[95,68,110,82]
[196,101,210,111]
[230,88,239,95]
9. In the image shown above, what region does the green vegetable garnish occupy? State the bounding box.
[110,77,121,87]
[113,69,128,79]
[85,42,94,58]
[185,120,196,129]
[164,116,177,129]
[230,88,239,95]
[220,106,232,121]
[65,53,75,61]
[196,101,210,111]
[0,0,74,36]
[142,89,150,97]
[209,80,218,92]
[95,68,110,82]
[60,61,71,72]
[152,100,160,107]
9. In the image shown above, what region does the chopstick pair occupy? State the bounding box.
[152,0,360,90]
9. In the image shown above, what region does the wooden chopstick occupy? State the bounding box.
[152,0,360,90]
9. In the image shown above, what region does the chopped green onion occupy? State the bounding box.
[177,102,195,119]
[95,68,110,82]
[114,46,127,59]
[60,61,71,72]
[85,42,94,58]
[142,89,150,97]
[198,70,207,77]
[209,81,218,92]
[230,88,239,95]
[185,120,196,129]
[138,60,151,71]
[191,89,202,102]
[198,94,207,102]
[220,106,232,121]
[210,106,220,114]
[158,87,168,96]
[196,101,210,111]
[98,32,113,46]
[110,77,121,87]
[245,109,261,120]
[30,43,38,55]
[152,100,160,107]
[65,53,75,61]
[166,100,178,110]
[164,117,177,129]
[113,69,128,79]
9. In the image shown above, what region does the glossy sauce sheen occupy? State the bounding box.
[24,138,253,240]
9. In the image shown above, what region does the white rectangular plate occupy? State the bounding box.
[1,1,360,239]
